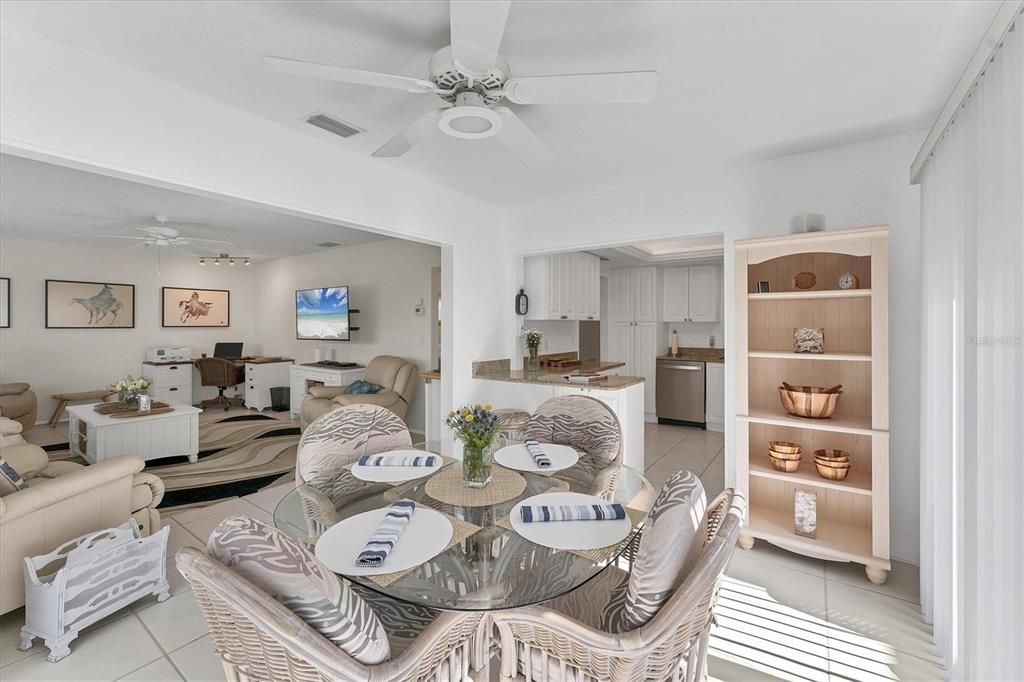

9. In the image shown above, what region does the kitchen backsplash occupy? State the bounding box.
[661,321,724,349]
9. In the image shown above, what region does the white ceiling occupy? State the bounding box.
[0,154,387,260]
[0,1,1000,208]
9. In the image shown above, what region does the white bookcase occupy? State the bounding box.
[733,226,891,585]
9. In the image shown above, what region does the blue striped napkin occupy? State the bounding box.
[520,502,626,523]
[523,439,552,468]
[357,454,438,467]
[356,499,416,567]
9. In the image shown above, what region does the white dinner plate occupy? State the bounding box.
[350,449,444,483]
[315,506,453,576]
[510,492,632,551]
[494,443,579,473]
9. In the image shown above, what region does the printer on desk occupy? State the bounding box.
[146,346,192,363]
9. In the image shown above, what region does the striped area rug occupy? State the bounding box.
[44,412,301,509]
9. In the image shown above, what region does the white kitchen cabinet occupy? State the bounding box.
[142,362,193,406]
[608,321,635,371]
[609,267,658,322]
[705,362,725,432]
[525,252,600,321]
[662,264,720,322]
[606,320,657,418]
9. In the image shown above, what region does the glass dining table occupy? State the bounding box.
[273,440,655,612]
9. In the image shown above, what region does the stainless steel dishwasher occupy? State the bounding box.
[656,358,706,427]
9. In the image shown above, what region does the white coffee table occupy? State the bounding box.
[67,403,202,464]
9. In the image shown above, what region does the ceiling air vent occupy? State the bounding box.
[306,113,363,139]
[316,241,341,248]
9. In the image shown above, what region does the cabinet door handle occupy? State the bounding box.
[169,387,179,392]
[169,366,178,370]
[560,315,568,320]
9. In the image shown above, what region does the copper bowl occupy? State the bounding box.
[769,455,801,473]
[768,440,802,454]
[778,382,842,419]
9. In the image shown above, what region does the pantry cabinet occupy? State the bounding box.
[609,267,657,322]
[662,264,720,322]
[525,252,600,321]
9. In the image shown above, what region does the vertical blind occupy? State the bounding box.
[918,15,1022,680]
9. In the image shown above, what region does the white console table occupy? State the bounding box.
[289,364,365,417]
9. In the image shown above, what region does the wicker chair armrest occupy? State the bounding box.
[373,610,483,681]
[493,604,627,651]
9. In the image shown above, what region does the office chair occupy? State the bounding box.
[197,357,245,411]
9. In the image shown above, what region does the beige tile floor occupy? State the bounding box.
[0,423,941,681]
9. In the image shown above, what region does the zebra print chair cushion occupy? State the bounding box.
[621,470,706,630]
[298,404,412,491]
[207,515,390,665]
[524,396,622,462]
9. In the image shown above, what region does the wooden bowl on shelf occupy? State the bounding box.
[815,461,851,480]
[814,448,850,462]
[768,440,802,454]
[769,455,801,473]
[778,382,842,419]
[768,448,802,461]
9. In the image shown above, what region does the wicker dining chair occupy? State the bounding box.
[492,487,745,682]
[176,524,483,682]
[525,396,623,495]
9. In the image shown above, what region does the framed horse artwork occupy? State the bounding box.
[162,287,229,327]
[46,280,135,329]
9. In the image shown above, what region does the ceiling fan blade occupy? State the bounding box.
[504,71,659,105]
[264,56,437,94]
[372,108,445,158]
[492,107,554,167]
[449,0,510,78]
[181,237,234,245]
[71,233,148,240]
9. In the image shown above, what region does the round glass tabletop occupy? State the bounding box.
[274,441,655,611]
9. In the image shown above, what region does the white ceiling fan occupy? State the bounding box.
[264,0,658,166]
[72,215,232,254]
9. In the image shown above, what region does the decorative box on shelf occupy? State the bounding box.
[19,521,170,662]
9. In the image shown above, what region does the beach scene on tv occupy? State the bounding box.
[296,286,349,340]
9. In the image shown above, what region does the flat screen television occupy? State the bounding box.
[295,286,350,341]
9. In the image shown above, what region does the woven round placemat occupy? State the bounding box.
[425,464,527,507]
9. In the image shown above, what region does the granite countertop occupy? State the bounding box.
[657,347,725,363]
[475,368,645,390]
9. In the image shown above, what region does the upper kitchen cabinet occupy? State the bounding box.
[663,264,720,322]
[525,252,600,321]
[609,267,658,322]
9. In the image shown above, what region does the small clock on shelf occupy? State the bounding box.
[838,272,860,290]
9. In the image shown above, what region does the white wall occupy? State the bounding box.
[252,239,440,433]
[0,238,257,416]
[511,131,924,563]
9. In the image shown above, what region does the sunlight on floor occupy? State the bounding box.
[710,575,925,682]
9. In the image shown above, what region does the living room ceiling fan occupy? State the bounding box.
[264,0,658,166]
[72,215,232,253]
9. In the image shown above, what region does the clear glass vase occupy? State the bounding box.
[462,440,496,488]
[527,346,540,372]
[118,391,141,410]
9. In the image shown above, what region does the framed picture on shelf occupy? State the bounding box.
[162,287,230,327]
[45,280,135,329]
[756,281,771,293]
[0,278,9,328]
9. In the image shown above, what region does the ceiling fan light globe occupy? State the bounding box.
[438,105,503,140]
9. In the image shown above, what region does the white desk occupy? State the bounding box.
[289,364,365,417]
[67,403,201,464]
[244,360,293,411]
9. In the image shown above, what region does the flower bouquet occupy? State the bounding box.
[447,403,499,488]
[111,375,152,409]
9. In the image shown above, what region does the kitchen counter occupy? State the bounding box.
[658,347,725,363]
[473,367,644,390]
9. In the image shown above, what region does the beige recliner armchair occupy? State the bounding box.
[0,383,37,432]
[0,417,165,615]
[300,355,419,428]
